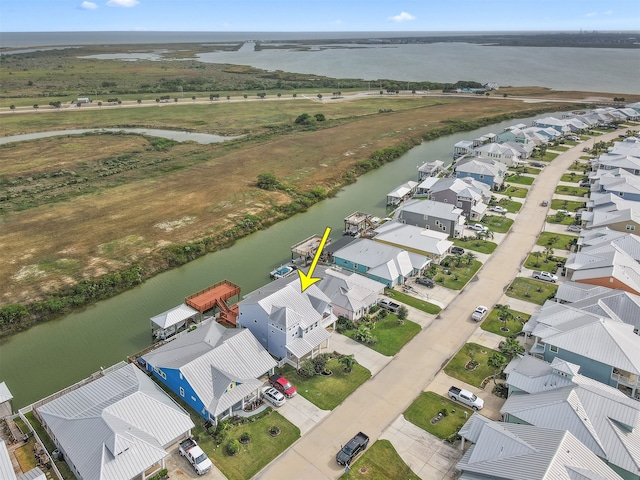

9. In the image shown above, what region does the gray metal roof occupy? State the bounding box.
[315,267,384,315]
[374,221,453,256]
[0,440,16,480]
[457,419,623,479]
[150,303,199,329]
[36,363,194,480]
[0,382,12,403]
[286,327,331,358]
[394,198,464,221]
[501,379,640,476]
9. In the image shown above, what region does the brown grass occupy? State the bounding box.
[1,96,570,304]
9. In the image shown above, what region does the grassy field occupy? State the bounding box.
[280,358,371,410]
[482,215,514,234]
[550,199,587,212]
[341,440,420,480]
[432,258,482,290]
[524,253,561,273]
[560,173,589,183]
[506,277,558,305]
[537,232,577,250]
[404,391,473,439]
[342,314,421,356]
[385,289,442,314]
[453,237,497,254]
[481,308,531,337]
[443,343,500,388]
[554,185,590,197]
[504,174,534,185]
[491,198,522,213]
[503,185,528,198]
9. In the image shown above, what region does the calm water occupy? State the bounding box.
[0,112,561,409]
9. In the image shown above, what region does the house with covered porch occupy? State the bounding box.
[142,319,276,423]
[237,276,336,368]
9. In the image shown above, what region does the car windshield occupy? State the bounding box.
[195,453,207,464]
[470,394,477,401]
[282,381,292,389]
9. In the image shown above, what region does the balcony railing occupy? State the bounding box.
[611,372,640,388]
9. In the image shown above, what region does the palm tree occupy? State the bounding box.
[338,354,356,373]
[488,352,508,386]
[499,337,524,360]
[10,105,15,112]
[463,251,477,265]
[533,250,542,267]
[495,304,513,330]
[543,246,554,262]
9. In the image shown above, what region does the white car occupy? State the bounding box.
[468,223,488,232]
[556,209,572,216]
[471,305,488,321]
[262,387,286,407]
[567,225,582,232]
[490,206,508,213]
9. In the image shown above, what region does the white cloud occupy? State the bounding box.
[585,12,597,17]
[604,10,613,15]
[332,19,342,25]
[80,1,98,9]
[106,0,140,7]
[389,11,415,22]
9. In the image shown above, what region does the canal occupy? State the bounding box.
[0,112,555,408]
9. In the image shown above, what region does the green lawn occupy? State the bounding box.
[569,161,591,171]
[443,343,500,388]
[551,145,571,151]
[341,440,420,480]
[279,358,371,410]
[560,173,588,183]
[404,391,473,440]
[209,411,300,480]
[492,198,523,213]
[482,215,514,234]
[503,185,528,198]
[342,314,421,356]
[433,258,482,290]
[550,199,586,212]
[524,253,562,273]
[536,232,577,250]
[542,151,560,161]
[453,237,497,254]
[481,308,531,337]
[504,174,534,185]
[546,214,576,225]
[385,289,442,314]
[506,277,558,305]
[554,185,590,198]
[509,166,541,176]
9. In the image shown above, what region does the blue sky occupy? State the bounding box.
[1,0,639,33]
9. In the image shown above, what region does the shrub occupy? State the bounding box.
[312,355,327,374]
[239,431,251,443]
[226,439,240,456]
[298,359,316,378]
[336,316,355,333]
[376,308,388,320]
[368,305,380,314]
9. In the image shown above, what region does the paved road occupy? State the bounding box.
[255,128,627,480]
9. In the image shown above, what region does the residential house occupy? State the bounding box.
[417,160,444,180]
[142,319,277,423]
[596,170,640,202]
[314,266,385,321]
[392,198,466,238]
[1,439,45,480]
[523,308,640,399]
[576,227,640,260]
[592,154,640,176]
[331,237,430,287]
[472,143,523,167]
[372,220,454,264]
[453,140,474,159]
[534,117,572,135]
[414,176,439,197]
[584,207,640,233]
[564,243,640,295]
[237,276,335,367]
[150,303,199,340]
[501,356,640,480]
[386,180,418,206]
[454,157,508,189]
[36,363,194,480]
[456,415,623,480]
[428,177,490,221]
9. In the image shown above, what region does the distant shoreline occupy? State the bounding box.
[2,30,639,50]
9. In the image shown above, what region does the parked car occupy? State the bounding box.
[490,206,508,213]
[416,276,435,288]
[336,432,369,466]
[556,209,571,217]
[269,374,297,397]
[541,200,549,207]
[567,225,582,232]
[450,246,465,255]
[579,181,591,188]
[179,438,213,476]
[262,387,286,407]
[448,386,484,410]
[378,298,401,313]
[532,271,558,283]
[531,162,545,168]
[468,223,488,232]
[471,305,488,321]
[567,135,580,141]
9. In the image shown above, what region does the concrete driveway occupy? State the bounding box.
[277,394,330,435]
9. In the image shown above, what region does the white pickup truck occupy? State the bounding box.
[532,270,558,283]
[179,437,212,476]
[448,386,484,410]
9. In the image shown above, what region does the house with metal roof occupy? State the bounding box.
[393,198,466,237]
[36,363,194,480]
[0,382,12,419]
[237,276,335,367]
[142,319,276,423]
[330,237,430,287]
[150,303,199,340]
[472,143,524,168]
[501,360,640,479]
[576,228,640,260]
[456,415,623,479]
[417,160,445,180]
[454,157,508,189]
[427,177,490,222]
[313,266,385,321]
[386,180,418,206]
[372,220,454,264]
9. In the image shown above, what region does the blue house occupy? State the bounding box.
[454,157,508,190]
[142,319,276,423]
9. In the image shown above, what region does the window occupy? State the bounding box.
[457,202,462,207]
[549,345,558,353]
[180,387,185,397]
[626,225,636,231]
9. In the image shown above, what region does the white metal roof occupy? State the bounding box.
[36,363,194,480]
[394,198,464,221]
[0,382,12,403]
[373,221,453,256]
[0,440,16,480]
[150,303,199,329]
[286,326,331,358]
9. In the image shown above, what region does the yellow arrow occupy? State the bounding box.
[298,227,331,292]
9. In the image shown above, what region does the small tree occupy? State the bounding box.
[298,359,316,378]
[137,99,142,105]
[10,104,15,112]
[311,355,327,374]
[499,337,524,360]
[256,173,280,190]
[533,251,542,267]
[226,439,240,456]
[543,246,554,262]
[464,251,477,265]
[339,354,356,373]
[397,305,408,322]
[488,352,508,385]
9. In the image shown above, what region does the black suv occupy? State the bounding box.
[451,246,465,255]
[416,277,436,288]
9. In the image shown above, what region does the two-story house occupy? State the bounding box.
[392,198,466,237]
[428,177,490,222]
[454,157,508,189]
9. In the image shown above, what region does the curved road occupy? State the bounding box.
[255,128,627,480]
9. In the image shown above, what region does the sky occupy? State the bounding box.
[1,0,639,33]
